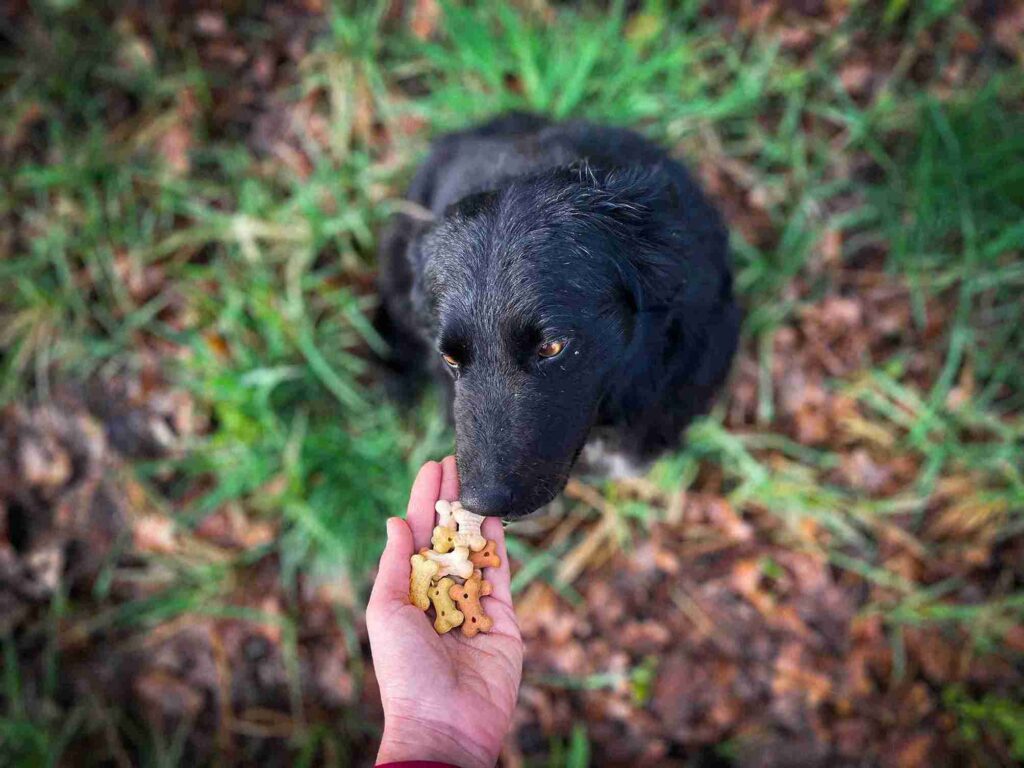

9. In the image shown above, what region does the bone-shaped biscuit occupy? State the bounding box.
[422,546,473,580]
[469,539,501,569]
[449,570,493,637]
[409,553,439,611]
[430,576,464,634]
[431,524,457,553]
[452,507,487,552]
[434,499,457,530]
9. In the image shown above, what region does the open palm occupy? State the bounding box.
[367,457,523,768]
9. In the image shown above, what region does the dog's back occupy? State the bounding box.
[405,113,705,216]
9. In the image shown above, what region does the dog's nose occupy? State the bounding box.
[459,485,514,517]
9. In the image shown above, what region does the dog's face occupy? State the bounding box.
[407,165,731,519]
[381,147,736,521]
[414,179,643,518]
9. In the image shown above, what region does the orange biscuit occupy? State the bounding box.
[448,570,493,637]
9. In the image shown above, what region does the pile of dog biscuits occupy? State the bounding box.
[409,500,501,637]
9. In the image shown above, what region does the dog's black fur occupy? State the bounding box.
[376,113,740,518]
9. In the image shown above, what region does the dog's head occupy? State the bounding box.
[408,165,730,518]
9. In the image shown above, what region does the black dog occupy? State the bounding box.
[376,113,739,519]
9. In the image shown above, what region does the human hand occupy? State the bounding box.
[367,456,523,768]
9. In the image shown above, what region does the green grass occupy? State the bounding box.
[1,0,1023,763]
[546,722,590,768]
[945,685,1024,761]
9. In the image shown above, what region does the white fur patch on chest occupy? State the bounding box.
[578,434,653,480]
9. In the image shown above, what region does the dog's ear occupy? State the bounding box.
[377,207,434,305]
[577,164,731,318]
[375,204,439,359]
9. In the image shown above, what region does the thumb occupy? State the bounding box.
[368,517,414,611]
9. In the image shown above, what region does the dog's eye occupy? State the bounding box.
[441,352,460,368]
[537,340,565,359]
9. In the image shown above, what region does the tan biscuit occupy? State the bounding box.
[431,525,457,553]
[448,570,494,637]
[409,553,439,611]
[430,576,464,634]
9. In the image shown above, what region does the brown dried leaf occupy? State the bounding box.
[409,0,440,40]
[994,5,1024,61]
[135,670,205,724]
[134,515,177,554]
[840,62,873,95]
[894,732,934,768]
[194,11,227,37]
[837,449,892,494]
[772,642,833,706]
[156,123,192,176]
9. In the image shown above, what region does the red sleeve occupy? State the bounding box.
[376,763,460,768]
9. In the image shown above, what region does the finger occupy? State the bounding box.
[480,516,513,607]
[439,454,460,503]
[406,460,442,551]
[367,517,414,613]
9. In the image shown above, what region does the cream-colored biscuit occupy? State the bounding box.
[422,546,473,580]
[434,499,457,529]
[452,507,487,552]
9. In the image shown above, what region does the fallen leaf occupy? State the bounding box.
[840,62,873,95]
[409,0,440,40]
[134,515,176,553]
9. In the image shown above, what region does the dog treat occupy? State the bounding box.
[469,539,501,570]
[409,553,440,611]
[429,576,464,634]
[431,524,457,554]
[411,499,499,637]
[434,499,457,529]
[452,507,487,552]
[449,570,494,637]
[422,546,474,580]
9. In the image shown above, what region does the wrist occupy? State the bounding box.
[377,713,498,768]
